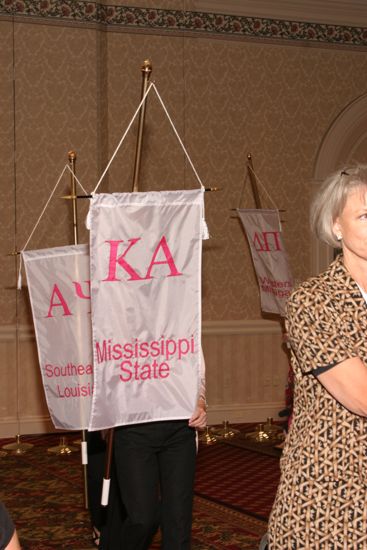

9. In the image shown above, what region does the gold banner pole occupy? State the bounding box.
[47,151,88,509]
[69,150,79,244]
[102,61,153,505]
[69,150,89,509]
[244,153,285,444]
[216,153,266,443]
[131,59,152,193]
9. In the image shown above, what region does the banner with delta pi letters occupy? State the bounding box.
[22,245,93,430]
[88,189,204,431]
[237,209,293,316]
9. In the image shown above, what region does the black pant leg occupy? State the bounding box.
[99,460,126,550]
[113,424,161,550]
[158,422,196,550]
[87,430,107,531]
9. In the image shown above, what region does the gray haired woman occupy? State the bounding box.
[268,165,367,548]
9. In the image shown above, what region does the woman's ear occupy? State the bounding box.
[333,219,342,241]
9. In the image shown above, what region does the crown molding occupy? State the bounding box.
[194,0,367,27]
[1,1,366,48]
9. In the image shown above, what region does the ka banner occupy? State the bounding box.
[88,189,204,430]
[237,209,293,316]
[22,244,93,430]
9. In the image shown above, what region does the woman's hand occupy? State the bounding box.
[188,398,207,429]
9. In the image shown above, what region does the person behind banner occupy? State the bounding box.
[0,501,21,550]
[268,165,367,548]
[100,348,206,550]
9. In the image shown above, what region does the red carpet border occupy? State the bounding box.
[195,441,280,520]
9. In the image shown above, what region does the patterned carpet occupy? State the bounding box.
[0,431,280,549]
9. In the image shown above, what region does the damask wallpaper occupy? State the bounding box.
[1,1,367,326]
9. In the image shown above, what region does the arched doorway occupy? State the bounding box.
[312,93,367,274]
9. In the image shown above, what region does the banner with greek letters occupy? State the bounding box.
[88,189,204,430]
[22,245,93,430]
[237,209,293,316]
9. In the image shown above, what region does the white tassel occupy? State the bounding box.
[85,197,93,230]
[85,210,92,230]
[17,254,23,290]
[201,218,210,240]
[17,269,22,290]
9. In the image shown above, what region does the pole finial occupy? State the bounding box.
[68,150,77,162]
[141,59,152,74]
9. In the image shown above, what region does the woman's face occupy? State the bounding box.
[333,186,367,263]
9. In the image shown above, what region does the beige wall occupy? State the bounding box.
[1,2,367,435]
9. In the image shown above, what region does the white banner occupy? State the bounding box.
[22,245,93,430]
[237,209,293,316]
[88,189,204,430]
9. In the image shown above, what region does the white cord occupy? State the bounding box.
[247,164,279,211]
[21,165,68,253]
[17,164,90,288]
[92,81,205,194]
[65,163,89,196]
[92,81,155,194]
[151,83,204,190]
[247,164,282,231]
[20,163,89,253]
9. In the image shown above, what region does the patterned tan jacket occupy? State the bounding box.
[282,254,367,484]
